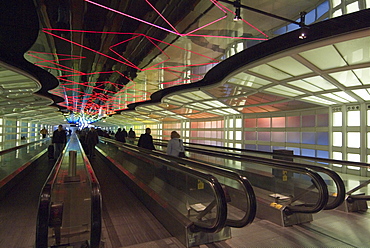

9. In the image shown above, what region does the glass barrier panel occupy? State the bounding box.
[98,141,222,229]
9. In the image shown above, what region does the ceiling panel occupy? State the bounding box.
[1,1,370,127]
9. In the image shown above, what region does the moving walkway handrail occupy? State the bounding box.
[35,141,69,248]
[77,138,102,248]
[0,138,47,156]
[150,149,257,228]
[99,137,227,233]
[103,138,256,228]
[190,147,328,214]
[186,145,345,210]
[154,140,345,210]
[173,140,370,169]
[153,140,329,214]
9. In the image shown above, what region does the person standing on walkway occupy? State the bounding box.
[52,125,67,159]
[137,128,155,150]
[127,128,136,144]
[85,127,99,158]
[115,128,126,143]
[166,131,185,157]
[122,128,128,141]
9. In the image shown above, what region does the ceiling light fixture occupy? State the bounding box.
[299,11,308,39]
[219,0,308,39]
[233,0,242,21]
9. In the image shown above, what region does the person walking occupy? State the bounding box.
[137,128,155,150]
[122,128,128,141]
[115,128,126,143]
[40,127,49,138]
[85,127,99,158]
[166,131,185,157]
[52,125,67,159]
[127,128,136,144]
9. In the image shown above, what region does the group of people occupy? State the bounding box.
[115,127,185,158]
[50,124,186,160]
[114,127,136,144]
[51,125,99,159]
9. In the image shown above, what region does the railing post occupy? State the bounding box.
[64,150,80,182]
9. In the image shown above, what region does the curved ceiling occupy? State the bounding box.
[0,1,369,127]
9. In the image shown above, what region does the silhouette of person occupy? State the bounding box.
[137,128,155,150]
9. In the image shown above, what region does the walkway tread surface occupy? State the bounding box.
[0,155,53,248]
[91,155,180,248]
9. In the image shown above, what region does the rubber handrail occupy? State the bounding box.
[162,139,370,168]
[0,138,47,156]
[149,149,257,228]
[155,140,344,210]
[347,194,370,202]
[99,138,228,233]
[182,146,329,214]
[77,138,102,248]
[35,141,69,248]
[152,140,329,214]
[185,145,345,210]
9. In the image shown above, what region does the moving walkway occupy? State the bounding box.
[171,141,368,213]
[33,135,257,247]
[153,139,346,226]
[97,137,257,247]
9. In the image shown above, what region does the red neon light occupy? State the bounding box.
[84,0,268,39]
[42,29,220,71]
[145,0,180,34]
[43,30,140,70]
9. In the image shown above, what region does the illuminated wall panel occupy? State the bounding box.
[347,111,360,126]
[235,131,242,140]
[257,145,271,152]
[228,131,233,140]
[317,132,329,145]
[347,153,361,163]
[272,117,285,128]
[257,118,271,128]
[301,148,315,157]
[317,150,329,159]
[347,132,360,148]
[163,122,181,129]
[163,130,171,136]
[245,144,256,149]
[189,119,224,146]
[245,132,257,140]
[244,110,329,161]
[333,132,342,146]
[236,118,242,128]
[245,118,257,128]
[302,115,315,127]
[271,132,285,142]
[287,116,300,127]
[317,114,329,126]
[287,132,300,143]
[333,112,342,126]
[302,132,316,144]
[332,151,343,167]
[258,132,270,141]
[191,122,198,128]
